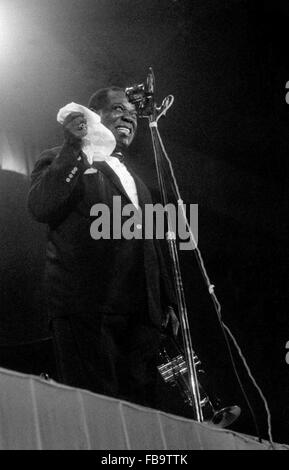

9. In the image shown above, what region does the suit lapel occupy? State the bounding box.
[92,160,131,204]
[126,167,152,209]
[91,160,151,210]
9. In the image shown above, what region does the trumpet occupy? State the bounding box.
[157,334,241,428]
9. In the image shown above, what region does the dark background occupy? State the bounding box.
[0,0,288,444]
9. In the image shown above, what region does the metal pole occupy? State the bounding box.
[148,114,203,422]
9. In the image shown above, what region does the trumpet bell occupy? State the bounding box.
[208,405,241,428]
[157,334,241,428]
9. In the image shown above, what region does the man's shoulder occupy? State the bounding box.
[30,146,64,174]
[38,145,62,159]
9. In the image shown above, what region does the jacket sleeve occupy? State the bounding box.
[28,143,90,224]
[155,239,178,313]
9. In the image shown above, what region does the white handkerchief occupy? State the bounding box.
[57,102,116,164]
[84,168,98,175]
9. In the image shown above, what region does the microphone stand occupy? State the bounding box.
[129,68,259,437]
[143,82,204,423]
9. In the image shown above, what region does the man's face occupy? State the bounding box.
[96,90,138,151]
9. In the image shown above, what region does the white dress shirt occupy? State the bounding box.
[105,155,139,209]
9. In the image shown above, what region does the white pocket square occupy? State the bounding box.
[84,168,98,175]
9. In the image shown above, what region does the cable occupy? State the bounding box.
[222,321,275,449]
[152,118,275,447]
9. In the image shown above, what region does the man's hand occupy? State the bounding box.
[63,112,88,147]
[163,306,179,337]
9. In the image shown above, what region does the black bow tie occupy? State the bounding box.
[111,152,125,162]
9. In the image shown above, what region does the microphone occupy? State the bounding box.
[146,67,155,96]
[125,67,156,117]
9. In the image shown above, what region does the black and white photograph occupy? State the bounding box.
[0,0,288,452]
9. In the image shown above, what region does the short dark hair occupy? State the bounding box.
[87,86,124,111]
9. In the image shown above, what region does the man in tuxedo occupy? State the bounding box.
[28,86,177,406]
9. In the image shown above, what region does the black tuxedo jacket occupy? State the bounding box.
[28,143,174,328]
